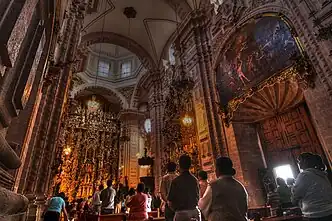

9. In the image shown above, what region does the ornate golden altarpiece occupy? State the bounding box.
[54,95,121,201]
[162,66,200,175]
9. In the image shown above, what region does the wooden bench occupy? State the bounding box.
[82,213,126,221]
[148,211,158,218]
[148,217,165,221]
[262,215,303,221]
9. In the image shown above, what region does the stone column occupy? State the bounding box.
[119,111,145,187]
[21,2,87,221]
[189,9,226,157]
[148,72,163,192]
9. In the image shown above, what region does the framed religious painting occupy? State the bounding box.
[215,15,302,108]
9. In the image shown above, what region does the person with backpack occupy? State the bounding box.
[100,179,116,215]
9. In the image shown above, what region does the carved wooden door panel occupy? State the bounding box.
[260,105,325,169]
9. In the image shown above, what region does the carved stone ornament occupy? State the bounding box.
[217,55,316,127]
[216,0,246,27]
[118,86,135,104]
[316,23,332,41]
[251,0,277,8]
[71,74,85,89]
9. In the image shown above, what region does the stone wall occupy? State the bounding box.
[0,0,59,220]
[203,0,332,208]
[232,123,266,207]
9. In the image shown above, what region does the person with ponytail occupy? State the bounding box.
[292,152,332,220]
[199,157,248,221]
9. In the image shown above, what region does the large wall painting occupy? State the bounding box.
[216,16,301,107]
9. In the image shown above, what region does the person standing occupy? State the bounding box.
[126,183,149,221]
[276,177,292,208]
[92,184,104,214]
[160,162,178,221]
[198,171,209,199]
[292,153,332,221]
[267,183,281,217]
[100,179,116,215]
[144,188,152,212]
[168,155,201,221]
[199,157,248,221]
[43,192,69,221]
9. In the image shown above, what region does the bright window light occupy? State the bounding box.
[274,164,294,182]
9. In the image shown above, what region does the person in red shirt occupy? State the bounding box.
[126,183,148,221]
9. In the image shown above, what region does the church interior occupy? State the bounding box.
[1,0,332,221]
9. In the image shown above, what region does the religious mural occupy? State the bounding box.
[216,16,301,106]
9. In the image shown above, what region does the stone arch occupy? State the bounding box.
[80,32,157,71]
[71,83,129,109]
[130,70,153,109]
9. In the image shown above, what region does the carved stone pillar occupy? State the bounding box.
[148,72,163,192]
[21,2,87,220]
[190,9,226,157]
[119,111,146,187]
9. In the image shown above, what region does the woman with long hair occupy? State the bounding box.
[43,192,69,221]
[292,153,332,221]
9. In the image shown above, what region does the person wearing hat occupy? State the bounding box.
[199,157,248,221]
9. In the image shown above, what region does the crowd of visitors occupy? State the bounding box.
[43,152,332,221]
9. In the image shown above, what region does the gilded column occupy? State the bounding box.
[148,72,163,192]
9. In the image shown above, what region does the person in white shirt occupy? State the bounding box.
[92,184,104,214]
[100,180,116,215]
[144,188,152,212]
[199,157,248,221]
[160,162,178,221]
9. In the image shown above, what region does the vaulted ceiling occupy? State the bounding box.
[82,0,196,65]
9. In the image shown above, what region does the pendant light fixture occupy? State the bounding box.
[95,0,108,86]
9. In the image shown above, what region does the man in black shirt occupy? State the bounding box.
[168,155,201,221]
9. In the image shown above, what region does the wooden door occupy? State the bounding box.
[260,105,325,170]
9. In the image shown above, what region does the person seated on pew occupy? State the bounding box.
[126,183,148,221]
[125,188,136,214]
